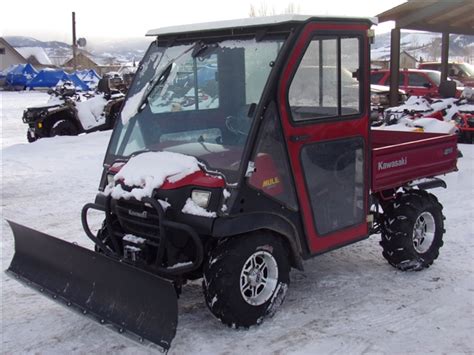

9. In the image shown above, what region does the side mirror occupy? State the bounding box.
[423,82,432,88]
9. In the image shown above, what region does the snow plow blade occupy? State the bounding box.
[6,221,178,351]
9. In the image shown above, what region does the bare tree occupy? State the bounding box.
[249,1,284,17]
[283,2,300,14]
[428,37,442,61]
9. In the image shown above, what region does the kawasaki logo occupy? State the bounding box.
[378,157,407,171]
[128,209,147,218]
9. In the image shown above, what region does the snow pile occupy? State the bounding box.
[410,117,458,134]
[182,198,216,218]
[386,96,432,114]
[374,116,457,134]
[75,95,108,130]
[106,151,201,200]
[379,95,474,134]
[123,234,146,244]
[120,84,149,124]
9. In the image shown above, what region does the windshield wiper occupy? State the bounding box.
[138,41,210,112]
[137,62,174,113]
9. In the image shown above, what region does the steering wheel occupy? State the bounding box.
[225,115,251,136]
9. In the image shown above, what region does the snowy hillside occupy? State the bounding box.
[372,31,474,63]
[4,36,149,65]
[1,91,473,353]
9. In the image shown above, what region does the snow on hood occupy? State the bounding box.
[105,151,201,201]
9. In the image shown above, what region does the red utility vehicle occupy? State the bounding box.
[418,62,474,87]
[7,15,459,351]
[370,68,463,97]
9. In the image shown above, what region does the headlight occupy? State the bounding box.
[191,190,211,208]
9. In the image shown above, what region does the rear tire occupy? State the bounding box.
[380,190,445,271]
[50,119,78,137]
[203,231,290,328]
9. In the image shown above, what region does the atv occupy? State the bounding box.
[7,15,459,351]
[23,80,125,142]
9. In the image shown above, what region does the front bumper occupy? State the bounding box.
[82,195,204,277]
[23,113,48,138]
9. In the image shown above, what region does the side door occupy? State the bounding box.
[278,22,370,254]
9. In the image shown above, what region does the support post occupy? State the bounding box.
[389,27,401,107]
[72,12,77,71]
[440,32,450,82]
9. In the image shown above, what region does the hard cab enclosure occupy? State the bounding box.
[7,15,458,351]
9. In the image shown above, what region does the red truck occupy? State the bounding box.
[370,68,463,97]
[7,15,459,350]
[418,62,474,88]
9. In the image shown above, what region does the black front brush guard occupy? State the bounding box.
[82,195,203,276]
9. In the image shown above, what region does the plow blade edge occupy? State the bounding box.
[6,221,178,350]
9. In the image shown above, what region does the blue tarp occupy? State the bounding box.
[5,63,38,86]
[64,73,90,91]
[75,69,101,88]
[26,70,90,91]
[26,70,68,88]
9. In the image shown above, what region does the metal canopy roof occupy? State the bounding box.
[146,14,377,36]
[377,0,474,36]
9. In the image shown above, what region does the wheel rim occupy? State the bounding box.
[412,211,436,254]
[240,251,278,306]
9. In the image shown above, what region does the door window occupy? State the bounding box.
[383,72,404,86]
[288,36,361,121]
[408,73,430,87]
[370,72,385,85]
[300,138,365,235]
[248,103,298,210]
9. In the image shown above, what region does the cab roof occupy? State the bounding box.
[146,14,377,37]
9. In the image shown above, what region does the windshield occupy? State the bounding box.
[425,71,441,85]
[107,37,284,182]
[458,63,474,77]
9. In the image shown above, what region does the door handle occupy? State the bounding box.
[289,135,310,142]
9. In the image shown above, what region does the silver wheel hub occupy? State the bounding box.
[412,211,436,254]
[240,251,278,306]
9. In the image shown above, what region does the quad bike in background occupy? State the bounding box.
[452,88,474,143]
[381,88,474,142]
[23,79,125,142]
[7,16,460,351]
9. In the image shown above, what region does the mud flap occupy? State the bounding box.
[6,221,178,351]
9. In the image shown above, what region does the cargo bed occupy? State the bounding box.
[371,130,458,192]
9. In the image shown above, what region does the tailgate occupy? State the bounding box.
[371,131,458,192]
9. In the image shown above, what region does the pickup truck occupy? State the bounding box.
[7,15,459,350]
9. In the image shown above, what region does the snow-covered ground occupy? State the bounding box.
[1,91,473,354]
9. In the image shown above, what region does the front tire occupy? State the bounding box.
[203,231,290,328]
[380,190,445,271]
[27,130,37,143]
[50,119,78,137]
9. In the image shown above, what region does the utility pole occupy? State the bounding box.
[72,12,77,71]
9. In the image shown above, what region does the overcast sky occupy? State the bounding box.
[1,0,405,43]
